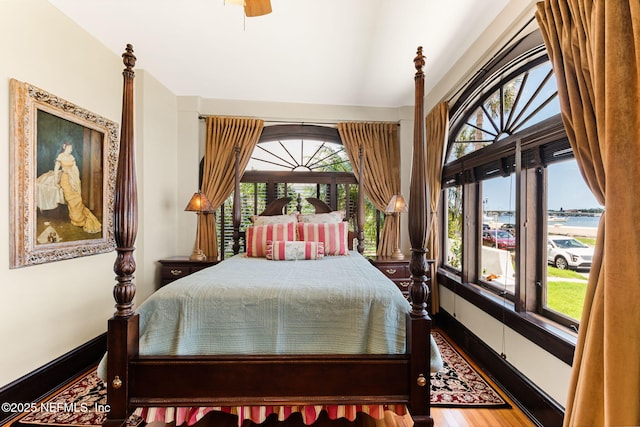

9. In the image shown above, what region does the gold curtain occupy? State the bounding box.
[200,116,263,260]
[536,1,640,425]
[338,122,400,257]
[425,102,449,314]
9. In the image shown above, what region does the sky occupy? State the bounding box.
[483,160,602,212]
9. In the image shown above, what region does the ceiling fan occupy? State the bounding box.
[225,0,272,17]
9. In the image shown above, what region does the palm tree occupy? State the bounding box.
[446,79,520,268]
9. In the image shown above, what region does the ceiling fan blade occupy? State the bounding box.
[244,0,271,17]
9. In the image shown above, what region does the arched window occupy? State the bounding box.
[447,60,559,162]
[440,30,602,339]
[214,125,380,258]
[247,125,351,172]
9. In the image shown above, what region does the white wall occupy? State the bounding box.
[0,0,178,386]
[426,0,540,111]
[439,286,572,405]
[135,71,180,303]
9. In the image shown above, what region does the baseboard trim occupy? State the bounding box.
[435,311,565,427]
[0,333,106,425]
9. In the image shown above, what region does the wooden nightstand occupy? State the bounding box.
[158,256,219,287]
[369,256,411,297]
[369,256,433,299]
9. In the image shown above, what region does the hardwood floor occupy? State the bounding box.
[432,399,536,426]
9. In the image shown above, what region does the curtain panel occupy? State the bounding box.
[425,102,449,314]
[536,1,640,425]
[338,122,401,257]
[200,116,263,260]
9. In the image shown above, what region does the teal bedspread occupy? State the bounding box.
[141,251,408,354]
[98,252,443,378]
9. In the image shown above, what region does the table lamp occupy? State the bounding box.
[185,191,214,261]
[385,194,408,260]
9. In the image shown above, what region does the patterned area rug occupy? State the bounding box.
[12,332,507,426]
[12,369,143,427]
[431,331,510,407]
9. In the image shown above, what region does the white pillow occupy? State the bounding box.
[266,240,325,260]
[251,213,298,226]
[297,211,344,224]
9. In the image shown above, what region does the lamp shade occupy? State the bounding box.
[385,194,408,214]
[184,191,214,213]
[226,0,272,16]
[244,0,272,16]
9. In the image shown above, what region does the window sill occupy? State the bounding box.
[437,267,576,365]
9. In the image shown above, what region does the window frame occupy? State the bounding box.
[438,30,586,364]
[441,116,579,358]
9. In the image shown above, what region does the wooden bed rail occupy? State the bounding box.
[127,354,410,406]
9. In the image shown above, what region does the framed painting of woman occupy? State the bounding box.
[9,79,119,268]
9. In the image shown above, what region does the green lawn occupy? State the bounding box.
[547,265,588,321]
[575,236,597,246]
[547,280,587,320]
[547,266,587,279]
[546,248,593,321]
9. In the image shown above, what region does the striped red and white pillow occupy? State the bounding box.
[246,222,296,257]
[296,222,349,256]
[266,240,325,260]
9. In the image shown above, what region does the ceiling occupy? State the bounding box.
[48,0,519,108]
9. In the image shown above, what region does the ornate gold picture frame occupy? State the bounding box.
[9,79,119,268]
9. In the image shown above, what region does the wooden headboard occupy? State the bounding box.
[257,197,292,216]
[258,196,334,216]
[237,196,359,252]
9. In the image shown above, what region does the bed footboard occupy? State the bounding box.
[127,355,410,406]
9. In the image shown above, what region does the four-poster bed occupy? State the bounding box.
[105,45,434,427]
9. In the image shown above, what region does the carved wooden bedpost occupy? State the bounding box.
[407,46,433,427]
[357,145,365,253]
[113,44,138,318]
[105,44,140,427]
[296,193,303,214]
[232,147,242,254]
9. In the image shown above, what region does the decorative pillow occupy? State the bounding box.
[266,240,325,260]
[246,222,296,257]
[297,211,345,224]
[296,222,349,256]
[251,213,298,226]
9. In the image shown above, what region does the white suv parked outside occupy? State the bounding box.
[547,235,594,270]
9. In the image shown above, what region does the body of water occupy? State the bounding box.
[490,214,601,229]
